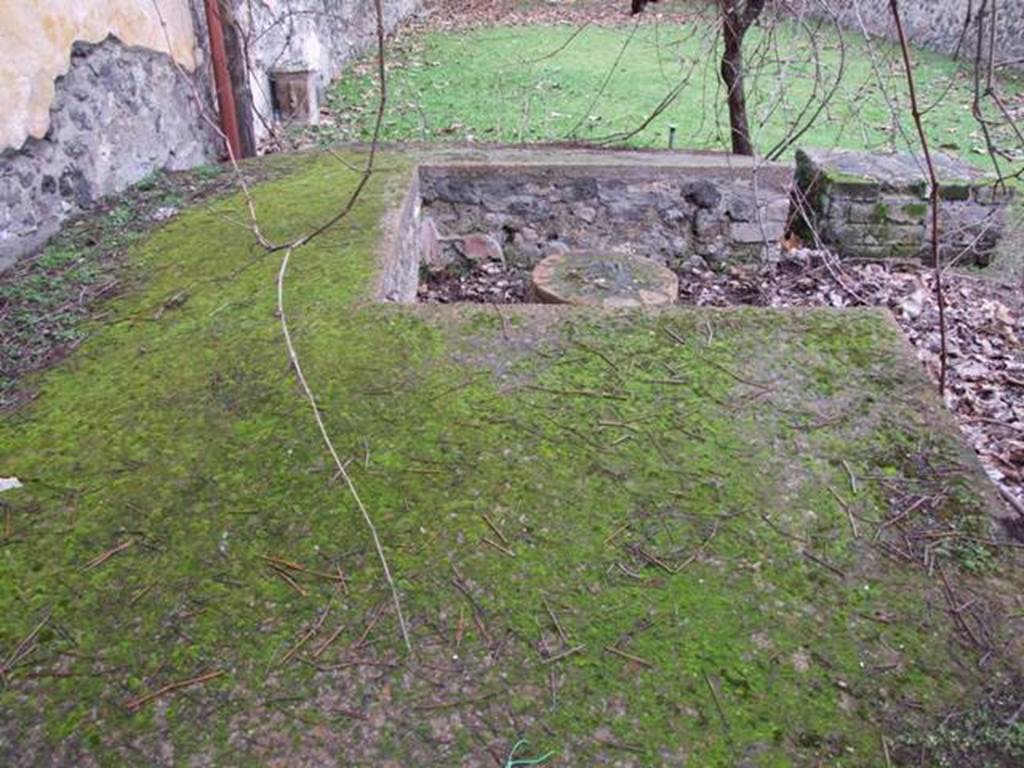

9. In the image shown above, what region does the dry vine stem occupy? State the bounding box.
[277,244,411,652]
[154,0,411,651]
[274,0,409,653]
[889,0,949,396]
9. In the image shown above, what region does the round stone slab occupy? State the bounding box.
[530,251,679,308]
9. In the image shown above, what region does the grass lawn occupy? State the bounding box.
[314,16,1023,171]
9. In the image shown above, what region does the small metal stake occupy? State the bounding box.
[668,124,677,149]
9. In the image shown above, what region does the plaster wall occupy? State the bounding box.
[0,1,218,269]
[235,0,421,140]
[0,0,199,152]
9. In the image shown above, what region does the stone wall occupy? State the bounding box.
[416,163,792,276]
[0,36,218,270]
[235,0,422,140]
[795,148,1013,264]
[0,0,425,270]
[790,0,1024,72]
[0,0,200,151]
[1,0,216,270]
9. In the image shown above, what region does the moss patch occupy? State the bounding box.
[902,202,929,219]
[0,149,1020,766]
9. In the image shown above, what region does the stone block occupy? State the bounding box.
[937,182,972,201]
[887,199,929,225]
[270,69,319,125]
[606,199,651,222]
[431,176,483,205]
[596,180,627,204]
[419,217,441,266]
[483,212,514,229]
[973,183,1015,206]
[794,146,1010,263]
[830,178,883,201]
[568,202,596,223]
[507,195,553,218]
[557,178,599,202]
[459,233,504,263]
[694,208,725,240]
[682,180,722,210]
[657,204,686,224]
[511,231,544,268]
[724,193,754,222]
[764,197,792,222]
[669,235,690,258]
[730,220,785,245]
[544,240,571,257]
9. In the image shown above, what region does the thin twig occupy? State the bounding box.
[543,598,570,647]
[828,485,860,539]
[605,645,654,668]
[480,512,509,546]
[541,644,585,665]
[311,625,346,660]
[84,539,133,570]
[126,669,224,712]
[842,460,858,496]
[279,607,330,667]
[277,244,410,651]
[522,384,628,401]
[481,536,516,558]
[703,670,730,732]
[1,609,52,680]
[802,549,846,579]
[157,0,407,655]
[270,564,308,597]
[258,554,347,583]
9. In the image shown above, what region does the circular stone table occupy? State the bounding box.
[530,251,679,308]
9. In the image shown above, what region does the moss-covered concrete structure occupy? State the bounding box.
[1,148,1022,766]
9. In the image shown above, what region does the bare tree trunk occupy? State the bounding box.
[718,0,766,156]
[721,19,752,155]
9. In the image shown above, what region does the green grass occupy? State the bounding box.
[315,19,1023,169]
[1,148,1021,764]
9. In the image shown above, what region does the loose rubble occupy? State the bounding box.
[418,256,530,302]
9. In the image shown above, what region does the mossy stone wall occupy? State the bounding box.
[795,148,1013,263]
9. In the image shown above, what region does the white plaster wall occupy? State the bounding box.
[235,0,421,141]
[0,0,199,151]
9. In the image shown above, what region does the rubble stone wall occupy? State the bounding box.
[1,36,218,270]
[0,0,424,270]
[795,148,1013,264]
[416,164,793,277]
[790,0,1024,73]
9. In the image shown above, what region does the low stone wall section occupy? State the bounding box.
[795,149,1013,264]
[416,163,793,277]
